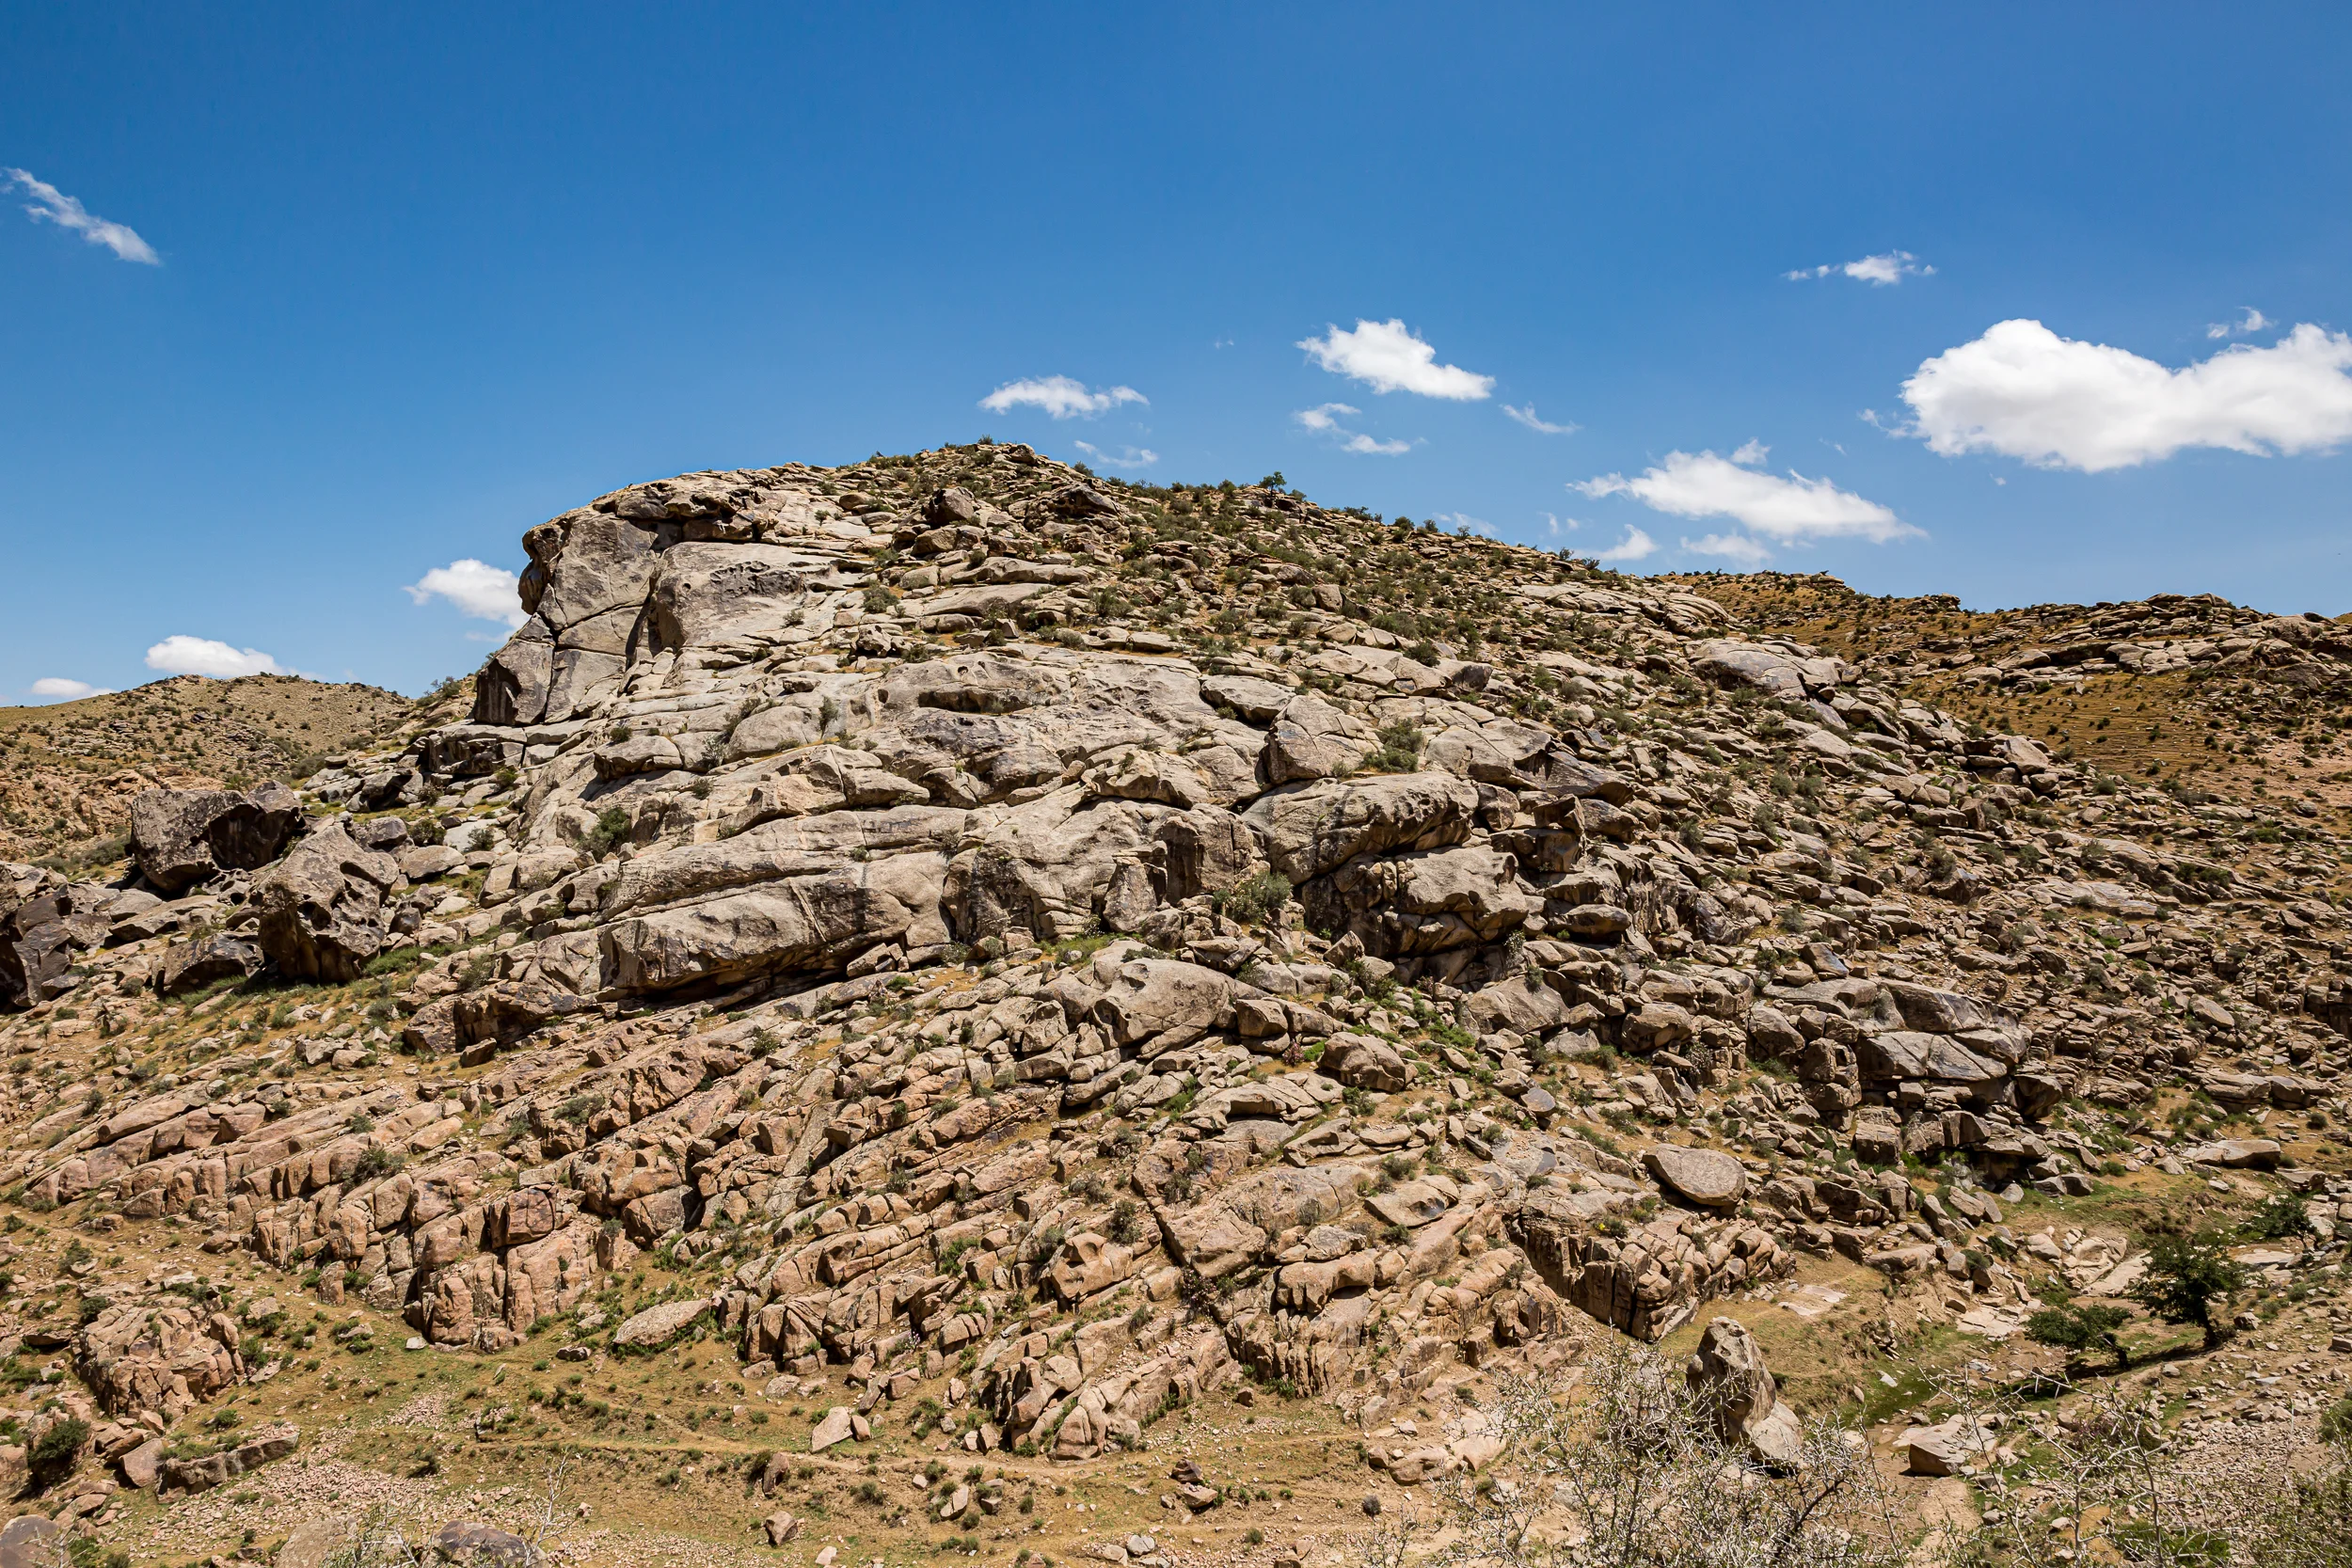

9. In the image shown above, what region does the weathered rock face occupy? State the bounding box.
[14,441,2352,1544]
[76,1301,243,1423]
[1511,1188,1788,1342]
[254,821,402,981]
[129,783,303,895]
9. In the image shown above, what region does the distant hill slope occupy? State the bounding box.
[0,673,423,866]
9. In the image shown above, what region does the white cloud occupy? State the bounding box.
[1572,450,1915,545]
[1502,404,1577,435]
[145,636,283,679]
[2207,307,2271,341]
[978,376,1146,420]
[1540,512,1577,538]
[3,167,158,264]
[1296,319,1493,400]
[1681,532,1774,565]
[1786,250,1931,286]
[1899,318,2352,472]
[1294,404,1415,455]
[1591,526,1657,563]
[1729,439,1769,467]
[26,677,109,702]
[1072,440,1159,470]
[405,558,527,626]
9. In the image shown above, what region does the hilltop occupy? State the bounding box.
[0,673,423,869]
[0,444,2339,1566]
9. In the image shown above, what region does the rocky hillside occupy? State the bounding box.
[0,443,2342,1566]
[0,673,421,869]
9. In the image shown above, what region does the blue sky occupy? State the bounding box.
[8,3,2352,700]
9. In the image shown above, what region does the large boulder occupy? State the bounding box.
[158,933,262,996]
[1304,846,1540,957]
[254,822,403,982]
[129,783,304,895]
[1242,773,1482,883]
[1691,641,1840,700]
[1466,974,1567,1036]
[1856,1031,2007,1085]
[76,1301,242,1422]
[1645,1146,1746,1208]
[613,1298,710,1352]
[600,852,949,993]
[0,867,98,1007]
[1092,958,1248,1047]
[1264,694,1376,783]
[1319,1033,1409,1092]
[1684,1318,1802,1467]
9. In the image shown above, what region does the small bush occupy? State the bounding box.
[1216,870,1292,927]
[585,806,633,857]
[2247,1192,2314,1242]
[1360,721,1424,773]
[28,1417,87,1482]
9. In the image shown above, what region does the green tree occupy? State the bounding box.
[2128,1227,2246,1350]
[2025,1303,2133,1370]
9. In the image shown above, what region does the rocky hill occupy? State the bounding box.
[0,673,422,869]
[0,443,2342,1566]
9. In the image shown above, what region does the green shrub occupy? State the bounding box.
[2025,1303,2132,1370]
[1215,870,1292,927]
[2247,1192,2314,1242]
[28,1417,87,1481]
[1359,721,1423,773]
[585,806,633,857]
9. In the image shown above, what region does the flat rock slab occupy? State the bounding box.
[1902,1418,1994,1477]
[1365,1181,1452,1228]
[1644,1145,1745,1207]
[811,1405,856,1451]
[614,1298,710,1351]
[2184,1138,2281,1169]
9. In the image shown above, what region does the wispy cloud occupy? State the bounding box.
[3,167,158,263]
[146,635,282,678]
[1502,404,1577,435]
[1896,318,2352,471]
[406,559,528,627]
[1073,439,1159,470]
[26,677,110,703]
[978,376,1146,420]
[1591,527,1657,563]
[2206,306,2272,341]
[1297,319,1493,400]
[1572,446,1917,566]
[1786,249,1931,286]
[1294,403,1415,454]
[1681,532,1774,565]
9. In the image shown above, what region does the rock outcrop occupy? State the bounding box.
[0,444,2347,1568]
